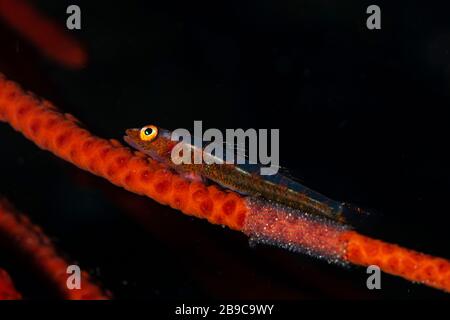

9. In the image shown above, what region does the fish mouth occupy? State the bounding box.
[123,128,139,149]
[123,135,133,146]
[125,128,138,136]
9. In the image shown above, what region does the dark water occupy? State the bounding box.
[0,0,449,299]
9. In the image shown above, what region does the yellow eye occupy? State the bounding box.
[140,125,158,141]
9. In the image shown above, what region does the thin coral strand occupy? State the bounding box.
[0,198,109,299]
[340,231,450,293]
[0,73,449,293]
[0,0,87,69]
[0,73,248,231]
[0,268,21,300]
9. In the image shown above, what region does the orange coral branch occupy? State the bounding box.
[0,74,247,231]
[0,73,449,293]
[0,268,21,300]
[340,231,450,293]
[0,0,87,69]
[0,198,109,299]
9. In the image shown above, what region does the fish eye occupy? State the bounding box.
[140,125,158,141]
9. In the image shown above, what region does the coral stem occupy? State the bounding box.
[0,268,21,300]
[0,0,87,69]
[0,73,248,231]
[341,231,450,293]
[0,73,449,293]
[0,198,109,299]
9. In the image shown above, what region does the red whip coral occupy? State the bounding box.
[341,231,450,292]
[0,0,87,69]
[0,268,21,300]
[0,74,248,231]
[0,198,109,299]
[0,73,449,293]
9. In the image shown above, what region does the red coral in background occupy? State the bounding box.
[0,268,21,300]
[0,0,87,69]
[0,198,109,299]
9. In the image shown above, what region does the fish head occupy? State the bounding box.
[124,125,174,162]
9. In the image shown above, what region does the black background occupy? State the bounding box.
[0,0,449,299]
